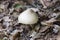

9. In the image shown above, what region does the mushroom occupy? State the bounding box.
[18,8,39,24]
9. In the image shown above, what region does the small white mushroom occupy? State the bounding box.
[18,8,38,24]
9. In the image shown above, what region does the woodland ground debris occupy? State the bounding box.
[0,0,60,40]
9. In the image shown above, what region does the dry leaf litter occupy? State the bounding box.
[0,0,60,40]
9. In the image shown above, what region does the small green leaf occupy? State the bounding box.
[14,4,23,8]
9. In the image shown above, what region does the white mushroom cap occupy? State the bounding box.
[18,8,38,24]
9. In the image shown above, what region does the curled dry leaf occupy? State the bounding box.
[10,29,20,40]
[39,0,58,8]
[53,25,60,34]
